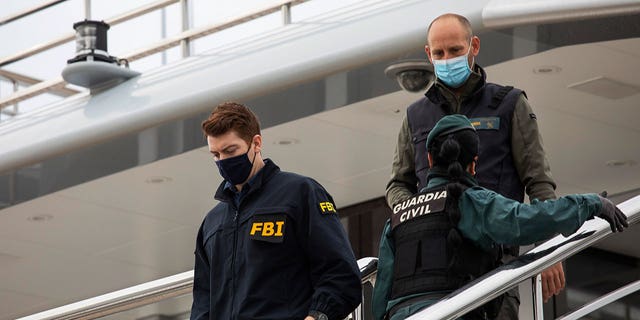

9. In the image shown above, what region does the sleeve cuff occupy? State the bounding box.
[308,310,329,320]
[309,296,342,320]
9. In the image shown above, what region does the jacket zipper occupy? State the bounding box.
[230,208,239,319]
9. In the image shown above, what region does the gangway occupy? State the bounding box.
[18,194,640,320]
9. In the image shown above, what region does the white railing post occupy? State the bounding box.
[533,274,544,320]
[0,78,21,119]
[282,2,292,25]
[180,0,192,57]
[84,0,91,19]
[161,7,168,65]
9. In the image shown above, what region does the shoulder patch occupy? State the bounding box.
[318,201,337,214]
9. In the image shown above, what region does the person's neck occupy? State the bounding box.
[453,86,465,97]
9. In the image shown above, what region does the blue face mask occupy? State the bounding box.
[433,42,474,88]
[215,145,256,185]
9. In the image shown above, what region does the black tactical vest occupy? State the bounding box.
[389,185,501,300]
[407,83,525,202]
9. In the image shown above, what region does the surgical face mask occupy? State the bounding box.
[215,144,256,185]
[432,41,474,88]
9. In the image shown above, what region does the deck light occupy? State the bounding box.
[68,20,116,64]
[62,20,140,91]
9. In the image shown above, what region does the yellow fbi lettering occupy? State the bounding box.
[319,202,336,213]
[250,221,285,236]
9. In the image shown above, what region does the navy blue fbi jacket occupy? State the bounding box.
[191,159,362,320]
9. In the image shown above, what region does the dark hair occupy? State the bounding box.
[427,13,473,45]
[429,129,479,181]
[201,101,261,144]
[429,129,479,224]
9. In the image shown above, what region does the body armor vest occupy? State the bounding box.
[407,83,525,202]
[390,184,501,299]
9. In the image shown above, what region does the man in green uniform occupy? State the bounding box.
[374,115,628,320]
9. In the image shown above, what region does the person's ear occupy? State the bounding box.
[468,155,478,175]
[470,36,480,57]
[427,152,434,168]
[252,134,262,154]
[425,45,433,63]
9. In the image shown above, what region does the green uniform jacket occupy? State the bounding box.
[372,174,601,320]
[386,65,557,208]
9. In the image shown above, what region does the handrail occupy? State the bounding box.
[20,257,377,320]
[119,0,308,62]
[0,69,78,97]
[18,271,193,320]
[0,0,179,111]
[557,279,640,320]
[0,0,180,68]
[407,194,640,320]
[351,257,378,320]
[359,257,378,283]
[0,0,69,26]
[17,191,639,320]
[0,77,68,109]
[0,0,309,111]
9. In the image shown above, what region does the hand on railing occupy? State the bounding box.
[597,192,628,233]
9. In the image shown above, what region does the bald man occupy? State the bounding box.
[385,13,561,319]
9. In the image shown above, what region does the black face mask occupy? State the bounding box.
[215,145,257,185]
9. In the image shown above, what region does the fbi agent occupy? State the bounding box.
[191,102,361,320]
[372,115,627,320]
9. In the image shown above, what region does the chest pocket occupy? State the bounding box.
[248,213,287,243]
[240,207,299,269]
[242,206,291,244]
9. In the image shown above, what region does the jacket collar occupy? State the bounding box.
[214,158,280,203]
[425,166,478,189]
[424,64,487,108]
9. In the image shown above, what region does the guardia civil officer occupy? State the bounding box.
[373,115,628,320]
[386,13,563,312]
[190,102,362,320]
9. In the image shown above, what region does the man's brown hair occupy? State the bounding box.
[201,102,261,144]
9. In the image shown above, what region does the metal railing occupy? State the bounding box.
[18,194,640,320]
[0,0,180,68]
[0,69,78,97]
[19,257,379,320]
[558,279,640,320]
[18,271,193,320]
[352,257,378,320]
[407,194,640,320]
[0,0,310,111]
[0,0,69,26]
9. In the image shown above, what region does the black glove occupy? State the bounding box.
[596,195,628,233]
